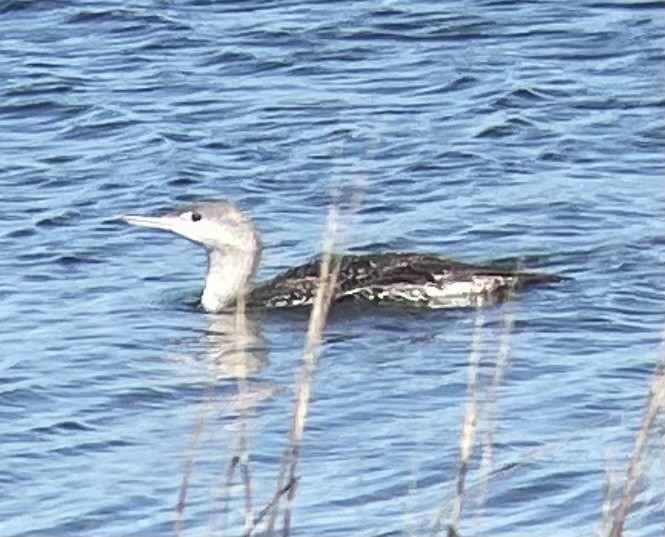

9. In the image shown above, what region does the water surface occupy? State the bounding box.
[0,1,663,535]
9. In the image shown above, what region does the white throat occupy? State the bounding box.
[201,246,260,312]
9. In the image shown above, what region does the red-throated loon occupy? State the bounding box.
[119,200,566,312]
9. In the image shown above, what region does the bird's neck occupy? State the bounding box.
[201,245,260,312]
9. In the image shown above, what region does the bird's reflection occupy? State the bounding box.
[203,304,266,380]
[201,298,282,414]
[174,299,281,535]
[199,298,280,533]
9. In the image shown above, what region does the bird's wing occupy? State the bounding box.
[249,252,565,307]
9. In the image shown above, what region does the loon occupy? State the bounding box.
[120,200,565,312]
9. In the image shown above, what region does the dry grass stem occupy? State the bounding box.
[478,293,515,509]
[601,458,617,537]
[431,300,486,537]
[430,429,587,530]
[174,402,209,537]
[662,412,665,530]
[606,364,665,537]
[179,287,257,536]
[233,292,254,534]
[250,204,341,537]
[250,479,297,530]
[213,290,257,534]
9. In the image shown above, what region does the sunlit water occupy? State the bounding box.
[1,1,663,535]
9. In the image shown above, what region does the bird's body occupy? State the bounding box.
[249,252,562,309]
[120,200,566,312]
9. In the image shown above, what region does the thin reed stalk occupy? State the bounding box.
[601,458,617,537]
[431,299,486,537]
[477,298,514,509]
[604,172,665,536]
[177,287,254,536]
[606,358,665,537]
[232,293,254,534]
[247,204,341,537]
[175,396,212,537]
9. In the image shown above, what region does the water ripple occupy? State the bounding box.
[0,0,663,535]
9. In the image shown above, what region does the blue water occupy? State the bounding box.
[1,1,663,535]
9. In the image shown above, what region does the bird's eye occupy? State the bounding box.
[191,212,202,222]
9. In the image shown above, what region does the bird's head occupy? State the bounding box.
[120,200,261,255]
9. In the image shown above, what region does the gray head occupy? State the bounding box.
[121,200,259,253]
[120,200,262,312]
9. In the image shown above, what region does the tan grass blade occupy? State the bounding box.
[248,204,341,537]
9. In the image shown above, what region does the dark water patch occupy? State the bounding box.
[160,130,206,143]
[569,96,639,111]
[49,438,138,457]
[111,82,168,94]
[348,16,496,43]
[0,386,56,409]
[55,254,104,267]
[3,227,37,240]
[98,385,197,411]
[35,211,80,228]
[203,140,233,150]
[587,1,664,10]
[494,86,555,108]
[66,7,191,33]
[605,364,655,380]
[0,100,90,120]
[137,35,214,53]
[38,154,82,164]
[5,81,81,97]
[200,49,257,67]
[98,181,131,192]
[358,203,411,216]
[475,116,540,139]
[0,0,49,14]
[412,75,479,96]
[368,5,409,18]
[60,118,140,141]
[167,176,200,188]
[32,420,94,435]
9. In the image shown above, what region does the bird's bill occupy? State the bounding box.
[118,214,180,231]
